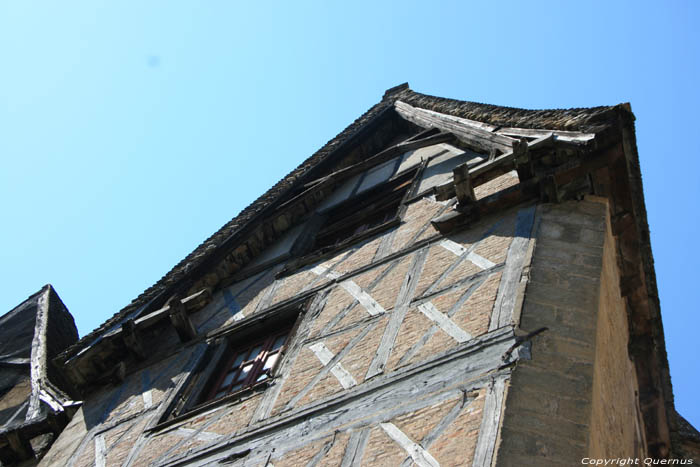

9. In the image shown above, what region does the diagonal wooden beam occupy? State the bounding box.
[395,100,516,153]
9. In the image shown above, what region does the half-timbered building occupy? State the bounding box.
[6,84,698,465]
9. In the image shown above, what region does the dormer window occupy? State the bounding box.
[314,167,419,251]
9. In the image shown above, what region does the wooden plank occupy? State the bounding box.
[338,280,385,317]
[306,432,337,467]
[94,434,106,467]
[380,422,440,467]
[398,273,492,368]
[496,126,595,144]
[286,320,379,410]
[395,100,500,133]
[308,342,358,389]
[489,205,536,331]
[340,427,371,467]
[439,239,495,270]
[425,218,503,297]
[472,376,507,467]
[394,101,515,153]
[417,302,471,343]
[27,287,51,421]
[365,247,430,379]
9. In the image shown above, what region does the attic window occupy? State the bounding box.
[314,167,418,250]
[203,328,290,402]
[156,299,305,426]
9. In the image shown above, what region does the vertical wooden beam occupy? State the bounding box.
[6,430,34,461]
[122,319,146,360]
[453,163,476,206]
[168,298,197,342]
[513,138,534,181]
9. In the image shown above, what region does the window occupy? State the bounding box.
[154,300,304,428]
[314,167,419,250]
[203,328,290,402]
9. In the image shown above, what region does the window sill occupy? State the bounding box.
[149,379,273,433]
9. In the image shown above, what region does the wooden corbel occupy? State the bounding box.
[6,430,34,461]
[122,319,146,360]
[513,138,535,181]
[168,297,197,342]
[453,163,476,206]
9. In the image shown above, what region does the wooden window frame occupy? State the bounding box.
[153,299,306,428]
[203,327,291,402]
[313,164,424,252]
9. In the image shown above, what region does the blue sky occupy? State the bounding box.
[1,2,698,426]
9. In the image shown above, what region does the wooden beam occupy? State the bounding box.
[6,430,34,461]
[453,163,476,208]
[512,137,534,181]
[168,298,197,342]
[495,126,595,144]
[122,319,146,360]
[394,101,515,153]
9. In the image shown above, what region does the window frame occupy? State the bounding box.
[203,327,291,402]
[152,298,307,429]
[313,164,424,252]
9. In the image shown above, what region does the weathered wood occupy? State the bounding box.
[489,206,536,331]
[168,298,197,342]
[122,319,146,360]
[495,126,595,143]
[340,427,371,467]
[309,342,357,389]
[380,422,439,467]
[394,101,514,153]
[286,319,379,410]
[472,376,507,467]
[6,430,34,460]
[366,247,429,379]
[513,137,535,181]
[158,328,517,467]
[417,302,471,343]
[399,272,494,368]
[453,163,476,206]
[94,434,106,467]
[27,287,51,421]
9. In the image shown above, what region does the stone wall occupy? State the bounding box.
[496,197,646,466]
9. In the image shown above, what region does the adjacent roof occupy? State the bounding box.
[56,83,633,362]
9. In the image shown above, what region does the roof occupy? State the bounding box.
[56,83,629,363]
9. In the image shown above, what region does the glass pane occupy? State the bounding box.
[221,371,236,388]
[240,363,253,379]
[257,373,269,382]
[263,353,278,371]
[230,382,243,392]
[214,391,227,399]
[249,345,264,360]
[231,352,246,369]
[272,335,287,351]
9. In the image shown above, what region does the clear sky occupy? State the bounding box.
[2,1,698,427]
